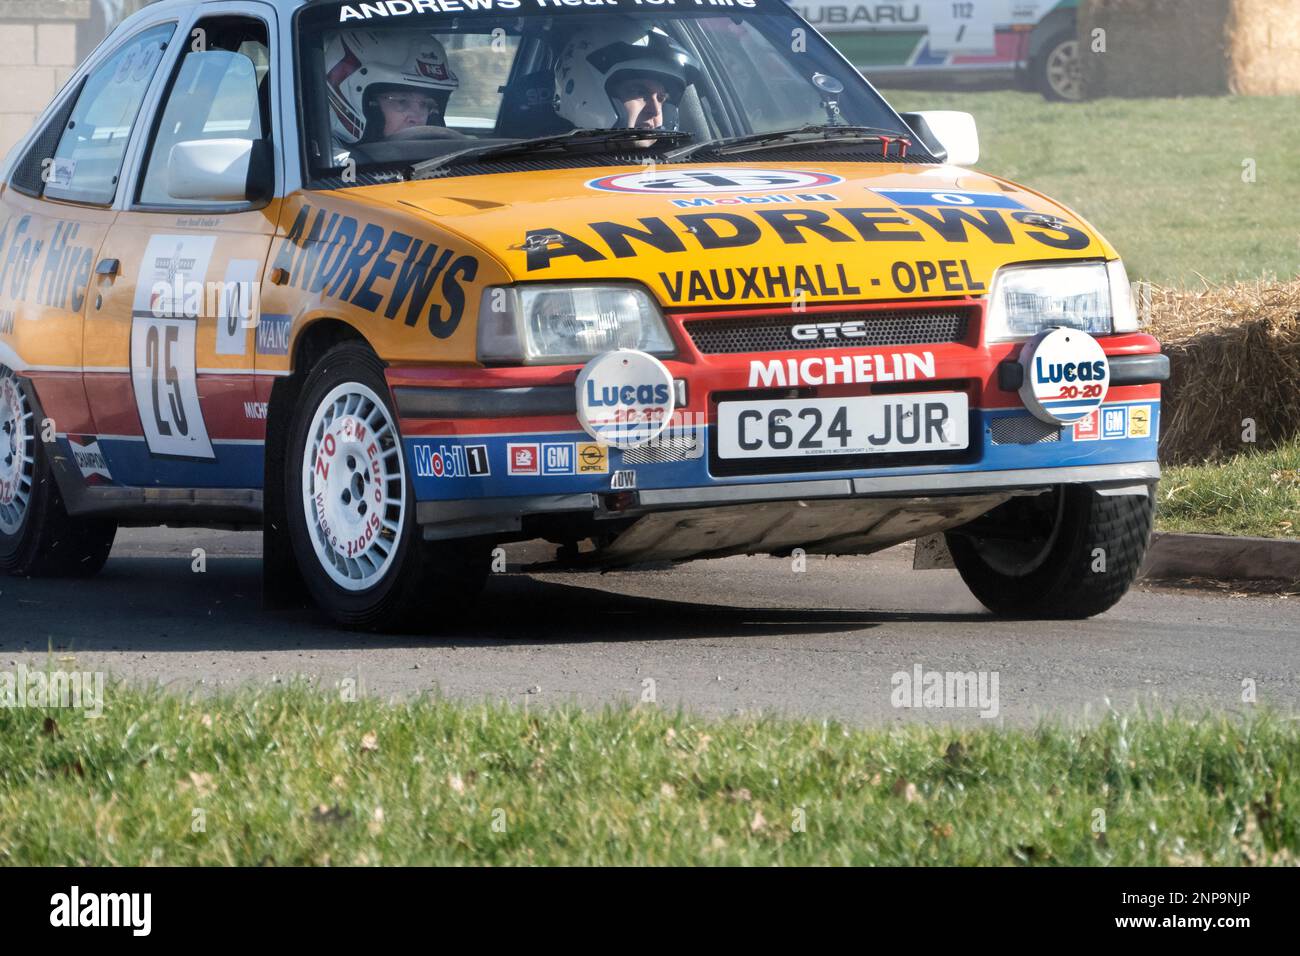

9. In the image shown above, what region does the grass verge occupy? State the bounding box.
[885,90,1300,287]
[1,684,1295,865]
[1156,438,1300,538]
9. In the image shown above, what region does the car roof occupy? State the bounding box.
[132,0,789,21]
[133,0,315,15]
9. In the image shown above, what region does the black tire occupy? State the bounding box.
[283,343,488,631]
[1035,30,1082,102]
[945,485,1153,619]
[0,368,116,577]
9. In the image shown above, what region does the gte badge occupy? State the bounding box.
[575,349,676,448]
[1018,327,1110,425]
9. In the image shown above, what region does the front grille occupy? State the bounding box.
[684,307,971,355]
[622,429,704,464]
[990,416,1061,445]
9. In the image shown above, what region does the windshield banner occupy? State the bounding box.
[332,0,769,24]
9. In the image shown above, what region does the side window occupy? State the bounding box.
[138,17,271,207]
[442,33,520,131]
[694,18,824,132]
[43,23,175,206]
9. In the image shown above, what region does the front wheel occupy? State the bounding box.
[283,343,488,631]
[0,366,116,577]
[1036,31,1083,102]
[945,485,1153,619]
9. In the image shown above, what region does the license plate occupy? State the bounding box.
[716,394,969,459]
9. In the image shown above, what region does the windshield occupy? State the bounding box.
[296,0,918,182]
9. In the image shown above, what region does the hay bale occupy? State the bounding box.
[1079,0,1233,98]
[1227,0,1300,95]
[1145,281,1300,463]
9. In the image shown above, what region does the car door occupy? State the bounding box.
[86,5,282,489]
[0,20,176,488]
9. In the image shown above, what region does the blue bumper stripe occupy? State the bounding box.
[406,402,1160,503]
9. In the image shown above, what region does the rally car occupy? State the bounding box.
[0,0,1166,631]
[789,0,1083,101]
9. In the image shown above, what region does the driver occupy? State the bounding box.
[324,30,459,154]
[553,21,697,144]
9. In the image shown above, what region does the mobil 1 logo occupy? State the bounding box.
[413,442,489,479]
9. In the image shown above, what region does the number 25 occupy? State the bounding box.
[145,325,188,438]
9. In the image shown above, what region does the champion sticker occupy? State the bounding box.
[69,436,113,484]
[1018,327,1110,425]
[588,168,842,195]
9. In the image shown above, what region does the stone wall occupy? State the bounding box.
[0,1,91,157]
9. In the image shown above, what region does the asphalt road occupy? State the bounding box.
[2,528,1296,726]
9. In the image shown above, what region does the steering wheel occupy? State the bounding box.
[386,125,469,142]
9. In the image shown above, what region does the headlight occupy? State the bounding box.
[1106,259,1140,333]
[986,262,1135,342]
[477,283,676,365]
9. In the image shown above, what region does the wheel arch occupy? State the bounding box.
[1028,8,1079,62]
[289,316,371,376]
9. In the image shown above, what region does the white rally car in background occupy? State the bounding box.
[790,0,1083,101]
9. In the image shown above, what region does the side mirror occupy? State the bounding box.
[902,111,980,167]
[167,138,272,202]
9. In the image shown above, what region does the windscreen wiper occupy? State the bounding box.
[666,125,913,161]
[411,128,692,180]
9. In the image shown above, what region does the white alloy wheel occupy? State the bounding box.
[300,380,407,591]
[1045,39,1082,101]
[0,369,35,537]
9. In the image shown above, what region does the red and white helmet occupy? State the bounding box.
[325,30,459,144]
[554,21,697,129]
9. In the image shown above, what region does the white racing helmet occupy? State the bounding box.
[554,21,697,129]
[325,30,459,144]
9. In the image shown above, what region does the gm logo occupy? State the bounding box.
[1102,407,1128,439]
[542,443,574,475]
